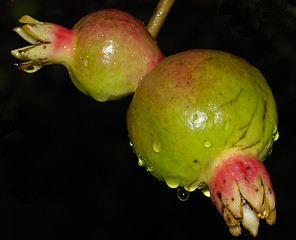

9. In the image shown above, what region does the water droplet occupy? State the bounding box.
[203,140,212,148]
[138,158,144,166]
[177,187,190,201]
[83,59,89,67]
[201,188,211,197]
[146,166,153,172]
[273,129,279,141]
[224,119,231,131]
[129,141,136,154]
[138,155,145,166]
[165,177,179,188]
[152,140,162,153]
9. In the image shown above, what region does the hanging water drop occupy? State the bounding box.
[129,141,136,154]
[201,188,211,197]
[177,186,190,201]
[146,165,153,172]
[273,129,279,141]
[138,155,145,166]
[165,176,179,188]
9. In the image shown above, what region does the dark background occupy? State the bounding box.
[0,0,295,239]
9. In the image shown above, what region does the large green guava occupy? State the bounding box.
[127,49,278,236]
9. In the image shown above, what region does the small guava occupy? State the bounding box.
[11,9,164,101]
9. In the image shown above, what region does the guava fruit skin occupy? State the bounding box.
[69,9,164,101]
[127,49,278,191]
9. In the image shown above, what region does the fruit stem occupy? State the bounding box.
[147,0,175,39]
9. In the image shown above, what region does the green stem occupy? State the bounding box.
[147,0,175,39]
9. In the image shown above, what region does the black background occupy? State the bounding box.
[1,0,295,239]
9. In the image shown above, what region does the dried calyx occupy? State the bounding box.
[11,15,72,73]
[209,155,276,237]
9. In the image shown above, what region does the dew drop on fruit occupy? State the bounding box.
[152,140,162,153]
[165,176,179,188]
[201,188,211,197]
[83,59,89,67]
[273,129,279,141]
[203,140,212,148]
[146,166,153,172]
[129,141,136,154]
[138,155,145,166]
[82,55,90,67]
[177,186,190,201]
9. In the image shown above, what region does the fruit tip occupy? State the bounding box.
[266,209,276,226]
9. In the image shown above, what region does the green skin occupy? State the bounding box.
[127,49,278,192]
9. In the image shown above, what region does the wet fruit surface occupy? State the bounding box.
[11,9,164,101]
[127,49,278,236]
[127,49,277,189]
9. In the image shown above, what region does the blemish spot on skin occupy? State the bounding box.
[192,159,200,171]
[218,192,222,200]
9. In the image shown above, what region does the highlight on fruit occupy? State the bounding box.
[11,9,164,101]
[127,49,278,237]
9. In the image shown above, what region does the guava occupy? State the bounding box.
[127,49,278,236]
[11,9,164,101]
